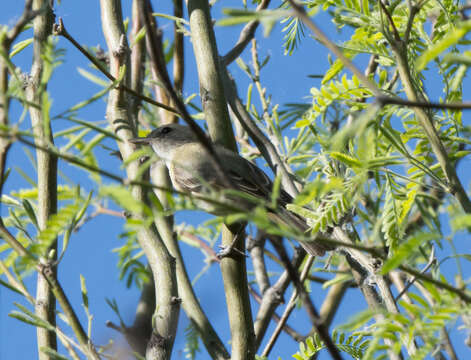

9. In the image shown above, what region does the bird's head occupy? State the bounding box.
[129,123,198,157]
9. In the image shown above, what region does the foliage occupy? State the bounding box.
[293,330,369,359]
[1,0,471,359]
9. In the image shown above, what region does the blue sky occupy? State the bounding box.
[1,1,470,360]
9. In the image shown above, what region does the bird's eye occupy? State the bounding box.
[161,127,172,135]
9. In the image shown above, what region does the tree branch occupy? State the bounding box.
[25,0,58,356]
[254,246,305,349]
[99,1,180,358]
[52,17,180,116]
[285,0,380,96]
[187,1,255,359]
[221,0,271,66]
[249,286,304,342]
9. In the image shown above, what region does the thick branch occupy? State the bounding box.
[99,1,180,359]
[172,0,184,123]
[139,0,231,188]
[25,0,58,356]
[186,1,255,359]
[150,163,230,359]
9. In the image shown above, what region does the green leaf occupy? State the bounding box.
[55,80,118,119]
[0,278,25,296]
[338,309,376,331]
[322,59,344,84]
[294,177,344,206]
[398,187,417,226]
[100,185,150,217]
[14,167,36,187]
[270,174,282,207]
[443,51,471,66]
[322,273,353,289]
[10,38,33,58]
[39,347,69,360]
[60,191,93,260]
[22,199,39,229]
[152,12,189,25]
[450,214,471,232]
[81,133,106,156]
[130,26,147,48]
[63,117,120,141]
[77,67,108,87]
[10,303,55,331]
[330,152,362,168]
[218,9,290,36]
[37,203,81,249]
[381,232,440,273]
[416,20,471,71]
[80,274,89,312]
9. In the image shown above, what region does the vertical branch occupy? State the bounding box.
[186,1,255,359]
[24,0,58,357]
[172,0,184,124]
[99,1,179,359]
[142,0,175,125]
[124,2,153,356]
[248,232,270,295]
[391,45,471,213]
[136,2,230,357]
[152,209,230,359]
[186,0,236,149]
[129,0,146,121]
[0,45,12,203]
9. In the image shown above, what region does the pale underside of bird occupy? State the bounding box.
[130,124,326,256]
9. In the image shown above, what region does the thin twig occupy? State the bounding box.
[254,246,305,349]
[261,255,332,357]
[172,0,184,124]
[399,264,471,303]
[52,18,180,116]
[39,264,101,360]
[404,2,420,44]
[0,220,35,259]
[5,0,38,46]
[222,0,271,66]
[377,95,471,110]
[179,231,220,263]
[249,286,304,342]
[286,0,380,96]
[269,241,343,359]
[378,0,401,42]
[395,246,436,301]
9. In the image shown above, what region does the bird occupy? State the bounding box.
[129,123,326,256]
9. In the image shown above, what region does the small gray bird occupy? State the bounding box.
[130,123,326,256]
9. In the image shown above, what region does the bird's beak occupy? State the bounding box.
[129,137,150,144]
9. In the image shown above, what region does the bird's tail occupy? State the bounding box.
[268,209,327,257]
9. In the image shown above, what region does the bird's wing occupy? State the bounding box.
[217,147,293,204]
[169,162,205,193]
